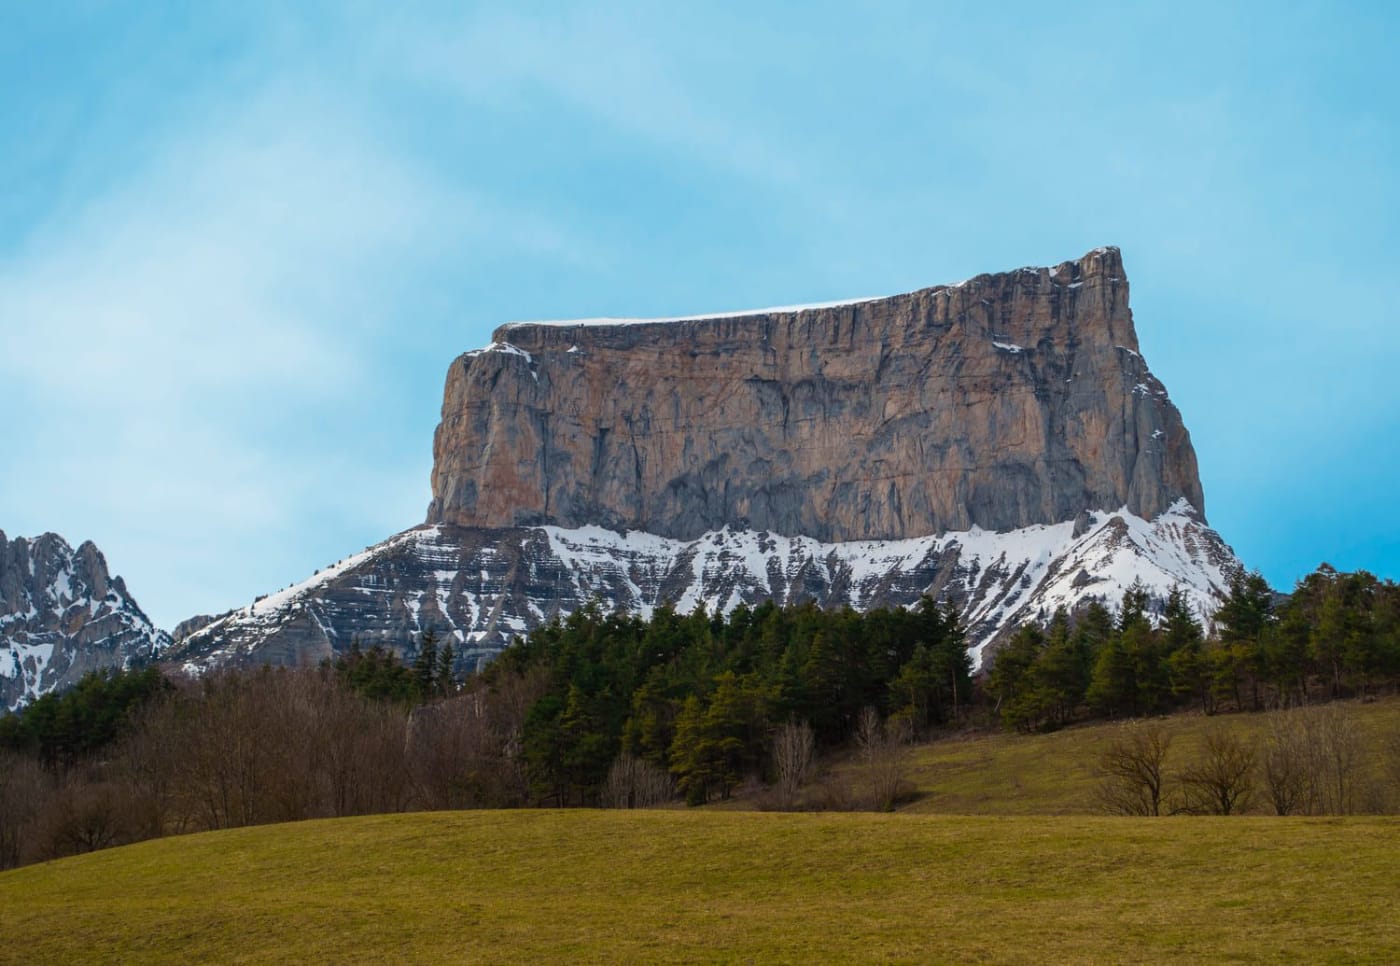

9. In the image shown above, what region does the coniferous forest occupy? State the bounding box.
[2,563,1399,868]
[991,567,1400,733]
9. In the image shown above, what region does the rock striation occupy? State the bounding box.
[173,247,1238,673]
[429,246,1203,541]
[1,531,169,711]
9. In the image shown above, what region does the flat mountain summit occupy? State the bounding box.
[432,245,1202,540]
[170,246,1238,675]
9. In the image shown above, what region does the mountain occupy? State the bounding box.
[1,532,170,711]
[172,246,1239,673]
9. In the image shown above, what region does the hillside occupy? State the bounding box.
[889,696,1400,815]
[1,810,1396,963]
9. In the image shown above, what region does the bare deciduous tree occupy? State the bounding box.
[601,752,674,808]
[855,708,911,811]
[1309,703,1363,815]
[37,776,126,859]
[1259,703,1374,815]
[0,751,48,869]
[406,671,549,810]
[1377,728,1400,814]
[1262,710,1316,816]
[1178,725,1255,815]
[771,719,816,809]
[1097,721,1172,816]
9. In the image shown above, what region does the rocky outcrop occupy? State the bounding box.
[171,614,219,642]
[1,531,170,711]
[429,246,1203,541]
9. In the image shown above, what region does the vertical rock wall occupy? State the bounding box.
[428,246,1204,542]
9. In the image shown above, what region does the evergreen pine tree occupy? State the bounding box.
[1216,569,1275,708]
[413,629,439,699]
[1035,608,1086,725]
[436,642,456,697]
[1087,629,1135,718]
[669,695,709,806]
[1162,587,1210,713]
[989,624,1043,731]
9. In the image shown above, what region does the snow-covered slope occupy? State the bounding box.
[172,501,1237,674]
[1,531,170,711]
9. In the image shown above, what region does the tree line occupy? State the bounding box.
[989,566,1400,733]
[493,596,970,806]
[0,597,968,866]
[0,658,544,870]
[2,562,1398,869]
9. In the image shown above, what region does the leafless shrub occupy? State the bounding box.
[1309,703,1364,815]
[771,720,816,809]
[1259,703,1377,815]
[1262,710,1317,816]
[36,777,127,859]
[601,752,675,808]
[1097,720,1172,816]
[855,708,912,811]
[803,773,858,812]
[1178,725,1255,815]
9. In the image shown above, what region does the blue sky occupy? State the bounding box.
[3,1,1397,630]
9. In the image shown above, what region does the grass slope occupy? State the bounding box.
[896,697,1400,814]
[2,809,1398,964]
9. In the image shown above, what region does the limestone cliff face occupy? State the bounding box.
[428,246,1204,542]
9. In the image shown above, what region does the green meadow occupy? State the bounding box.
[2,809,1397,963]
[3,700,1398,963]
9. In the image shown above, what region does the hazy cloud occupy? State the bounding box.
[0,82,576,626]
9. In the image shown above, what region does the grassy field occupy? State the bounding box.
[3,699,1397,962]
[891,696,1400,814]
[2,808,1398,964]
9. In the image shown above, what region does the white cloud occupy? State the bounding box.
[0,83,573,628]
[389,7,832,206]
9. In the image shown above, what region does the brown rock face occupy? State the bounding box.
[427,247,1204,541]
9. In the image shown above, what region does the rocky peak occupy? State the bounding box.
[1,530,169,711]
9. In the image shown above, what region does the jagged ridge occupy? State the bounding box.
[1,531,170,711]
